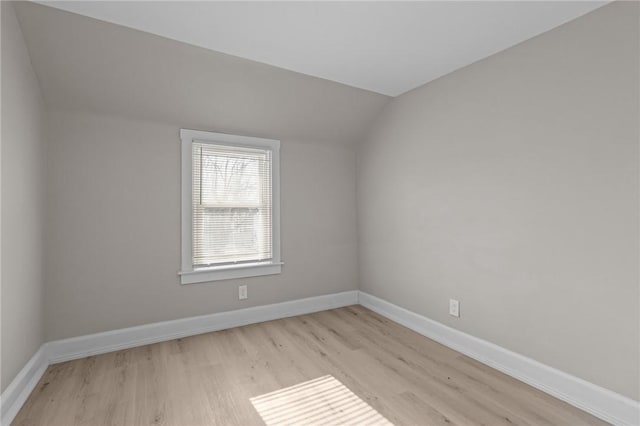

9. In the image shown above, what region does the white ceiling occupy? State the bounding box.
[38,1,606,97]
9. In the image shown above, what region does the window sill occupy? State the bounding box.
[179,261,283,285]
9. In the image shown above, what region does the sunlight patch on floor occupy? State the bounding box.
[250,375,392,426]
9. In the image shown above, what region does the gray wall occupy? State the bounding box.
[11,3,389,340]
[357,1,639,400]
[44,110,364,340]
[1,2,46,392]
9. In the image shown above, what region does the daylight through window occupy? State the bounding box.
[180,129,281,284]
[192,143,273,266]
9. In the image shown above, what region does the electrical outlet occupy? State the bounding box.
[239,285,248,300]
[449,299,460,317]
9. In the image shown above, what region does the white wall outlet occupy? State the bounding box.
[238,285,248,300]
[449,299,460,317]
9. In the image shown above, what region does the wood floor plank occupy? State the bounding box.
[12,306,607,426]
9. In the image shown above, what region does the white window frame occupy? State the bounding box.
[179,129,282,284]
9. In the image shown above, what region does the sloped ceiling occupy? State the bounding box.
[15,2,390,144]
[38,1,606,96]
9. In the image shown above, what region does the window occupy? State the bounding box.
[179,129,281,284]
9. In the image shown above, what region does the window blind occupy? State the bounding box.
[192,142,273,267]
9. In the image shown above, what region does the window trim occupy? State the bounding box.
[179,128,282,285]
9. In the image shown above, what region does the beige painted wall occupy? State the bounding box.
[1,2,46,392]
[358,1,639,400]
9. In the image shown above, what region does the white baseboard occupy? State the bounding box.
[358,291,640,426]
[1,290,358,425]
[3,290,637,426]
[48,290,359,363]
[0,345,48,426]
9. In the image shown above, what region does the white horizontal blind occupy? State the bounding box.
[192,141,273,267]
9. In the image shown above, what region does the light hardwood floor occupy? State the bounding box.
[13,306,606,425]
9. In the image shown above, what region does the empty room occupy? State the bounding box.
[1,1,638,425]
